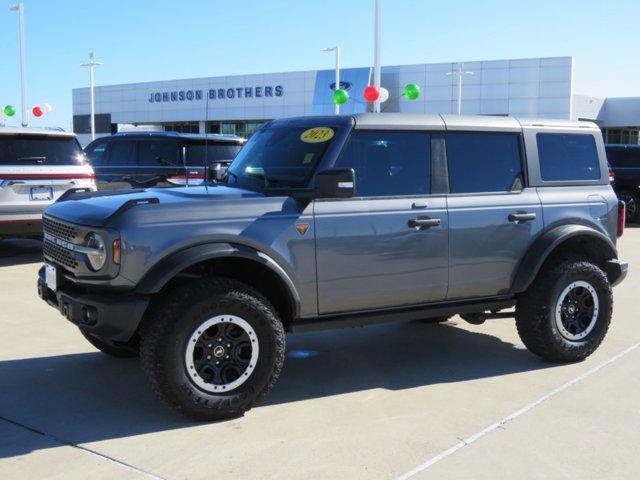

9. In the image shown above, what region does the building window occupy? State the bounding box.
[221,123,237,135]
[606,128,640,145]
[164,122,199,133]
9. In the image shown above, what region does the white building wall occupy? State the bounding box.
[72,56,575,133]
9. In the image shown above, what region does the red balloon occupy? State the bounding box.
[363,85,380,102]
[32,106,43,117]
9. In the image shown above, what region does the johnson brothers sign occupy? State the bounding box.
[148,85,284,103]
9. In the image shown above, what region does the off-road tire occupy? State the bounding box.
[80,330,139,358]
[140,277,285,421]
[516,258,612,363]
[618,189,639,223]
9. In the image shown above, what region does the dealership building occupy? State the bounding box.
[72,56,640,146]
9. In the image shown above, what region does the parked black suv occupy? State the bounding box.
[606,144,640,222]
[84,132,245,190]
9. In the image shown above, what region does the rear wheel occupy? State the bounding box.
[618,190,639,223]
[140,277,285,420]
[516,258,612,363]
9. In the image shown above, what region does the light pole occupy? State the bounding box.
[373,0,382,113]
[446,63,474,115]
[10,3,28,127]
[322,46,341,115]
[81,52,103,141]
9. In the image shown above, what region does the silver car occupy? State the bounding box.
[0,127,95,238]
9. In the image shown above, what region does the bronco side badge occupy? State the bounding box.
[295,223,310,236]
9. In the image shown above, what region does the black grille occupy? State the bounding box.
[43,217,77,242]
[43,240,78,270]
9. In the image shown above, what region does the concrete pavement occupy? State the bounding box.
[0,230,638,479]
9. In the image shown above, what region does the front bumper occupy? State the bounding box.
[606,259,629,287]
[37,266,149,342]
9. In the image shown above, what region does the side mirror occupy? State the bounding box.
[315,168,355,198]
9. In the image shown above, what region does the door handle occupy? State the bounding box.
[408,217,441,230]
[508,212,537,223]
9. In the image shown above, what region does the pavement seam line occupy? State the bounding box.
[0,416,166,480]
[395,340,640,480]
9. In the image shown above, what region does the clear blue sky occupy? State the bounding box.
[1,0,638,129]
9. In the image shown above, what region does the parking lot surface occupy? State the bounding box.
[1,231,638,480]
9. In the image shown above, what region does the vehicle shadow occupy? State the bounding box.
[0,320,551,459]
[0,239,42,267]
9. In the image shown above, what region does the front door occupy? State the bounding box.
[314,130,449,314]
[444,131,543,299]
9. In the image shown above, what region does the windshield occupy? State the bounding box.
[226,125,336,189]
[0,135,85,166]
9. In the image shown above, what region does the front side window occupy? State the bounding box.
[447,132,523,194]
[335,131,430,197]
[84,139,109,166]
[226,125,335,189]
[537,133,600,181]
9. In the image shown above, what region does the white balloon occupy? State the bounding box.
[379,87,389,103]
[44,103,53,113]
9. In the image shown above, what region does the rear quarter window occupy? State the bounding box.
[537,133,601,181]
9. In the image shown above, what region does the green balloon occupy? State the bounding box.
[332,88,349,105]
[403,83,421,100]
[3,105,16,117]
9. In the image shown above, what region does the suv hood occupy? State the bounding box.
[44,185,265,227]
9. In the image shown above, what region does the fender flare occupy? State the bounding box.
[511,224,618,294]
[135,242,301,318]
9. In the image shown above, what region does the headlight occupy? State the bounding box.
[85,233,106,271]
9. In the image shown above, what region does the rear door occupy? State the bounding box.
[445,131,543,300]
[314,130,449,314]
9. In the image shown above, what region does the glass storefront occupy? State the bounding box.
[605,128,640,145]
[164,122,199,133]
[207,121,265,139]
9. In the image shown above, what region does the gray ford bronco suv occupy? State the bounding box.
[37,114,628,420]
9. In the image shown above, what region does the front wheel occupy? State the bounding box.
[140,277,285,420]
[516,258,612,363]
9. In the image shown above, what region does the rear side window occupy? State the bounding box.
[138,140,179,167]
[537,133,601,181]
[335,131,430,197]
[606,147,640,169]
[105,140,136,166]
[0,135,84,165]
[446,132,523,194]
[184,142,243,166]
